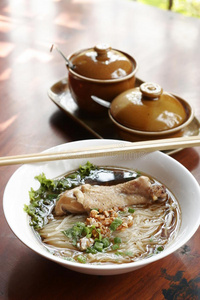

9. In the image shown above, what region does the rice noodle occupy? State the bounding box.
[39,199,181,264]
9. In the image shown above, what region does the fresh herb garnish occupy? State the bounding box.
[62,222,86,246]
[24,173,60,229]
[77,255,87,264]
[112,244,120,250]
[24,162,97,230]
[94,241,104,252]
[114,237,121,244]
[62,222,104,251]
[86,247,97,254]
[154,246,164,254]
[110,218,123,231]
[79,161,97,178]
[157,246,164,252]
[149,236,154,243]
[112,236,122,250]
[102,238,110,248]
[115,251,133,256]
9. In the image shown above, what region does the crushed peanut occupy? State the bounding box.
[86,207,134,238]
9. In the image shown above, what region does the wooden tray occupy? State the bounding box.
[48,78,200,155]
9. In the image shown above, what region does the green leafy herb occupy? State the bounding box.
[24,162,98,230]
[110,218,123,231]
[34,173,56,189]
[78,161,97,178]
[23,173,60,229]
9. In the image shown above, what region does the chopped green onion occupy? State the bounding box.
[96,228,102,241]
[77,255,86,263]
[112,244,120,250]
[63,257,75,262]
[115,251,133,256]
[102,238,110,248]
[62,222,86,246]
[86,247,97,254]
[128,208,135,213]
[157,246,164,252]
[110,218,123,231]
[83,226,91,237]
[94,241,104,252]
[149,236,154,242]
[114,237,122,244]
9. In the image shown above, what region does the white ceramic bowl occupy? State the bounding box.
[3,139,200,275]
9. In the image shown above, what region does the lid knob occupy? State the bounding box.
[140,82,163,99]
[94,44,111,61]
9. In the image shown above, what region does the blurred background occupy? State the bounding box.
[135,0,200,18]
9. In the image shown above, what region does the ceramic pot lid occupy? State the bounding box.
[110,82,187,132]
[70,44,135,80]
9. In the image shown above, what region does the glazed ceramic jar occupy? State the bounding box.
[67,44,138,115]
[109,82,194,140]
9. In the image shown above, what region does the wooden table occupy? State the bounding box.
[0,0,200,299]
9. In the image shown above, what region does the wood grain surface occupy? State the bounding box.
[0,0,200,299]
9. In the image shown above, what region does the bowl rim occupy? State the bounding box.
[67,48,138,83]
[109,95,194,136]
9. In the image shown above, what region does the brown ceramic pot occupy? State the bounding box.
[108,82,194,140]
[67,44,138,115]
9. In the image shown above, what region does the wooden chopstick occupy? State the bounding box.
[0,136,200,166]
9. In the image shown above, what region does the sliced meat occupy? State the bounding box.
[55,176,167,216]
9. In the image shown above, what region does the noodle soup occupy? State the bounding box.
[24,162,181,265]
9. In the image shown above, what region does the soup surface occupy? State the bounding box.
[24,162,181,265]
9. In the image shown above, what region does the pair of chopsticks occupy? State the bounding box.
[0,136,200,166]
